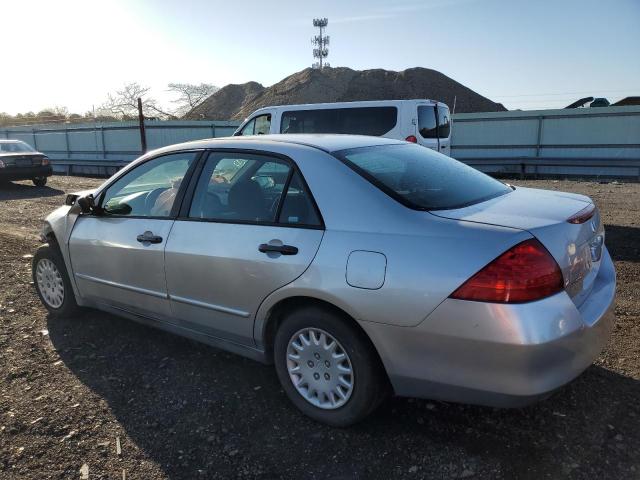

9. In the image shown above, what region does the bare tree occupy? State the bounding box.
[167,83,218,116]
[102,82,175,120]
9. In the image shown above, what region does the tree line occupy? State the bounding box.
[0,82,218,127]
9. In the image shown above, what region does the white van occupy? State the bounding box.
[233,99,452,156]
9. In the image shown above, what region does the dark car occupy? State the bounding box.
[0,139,52,186]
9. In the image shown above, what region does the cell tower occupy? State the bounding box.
[312,18,330,69]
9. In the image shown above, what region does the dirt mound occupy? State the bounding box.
[188,67,505,120]
[186,81,265,120]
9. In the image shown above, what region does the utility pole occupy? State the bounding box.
[137,97,147,154]
[312,18,330,69]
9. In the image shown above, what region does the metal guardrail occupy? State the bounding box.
[460,157,640,180]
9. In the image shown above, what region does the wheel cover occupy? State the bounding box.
[286,328,354,410]
[35,258,64,309]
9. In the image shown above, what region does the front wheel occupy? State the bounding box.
[274,306,388,427]
[33,176,47,187]
[32,244,79,317]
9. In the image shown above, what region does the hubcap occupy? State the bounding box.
[35,258,64,309]
[286,328,354,410]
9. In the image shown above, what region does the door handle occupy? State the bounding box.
[136,231,163,244]
[259,243,298,255]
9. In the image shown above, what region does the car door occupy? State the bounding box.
[68,151,199,322]
[437,104,452,156]
[164,151,324,346]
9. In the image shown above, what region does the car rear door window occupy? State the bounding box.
[100,151,197,217]
[277,171,322,227]
[189,153,292,223]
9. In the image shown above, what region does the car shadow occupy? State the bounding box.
[47,309,640,479]
[0,181,64,200]
[604,224,640,263]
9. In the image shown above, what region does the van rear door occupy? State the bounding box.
[436,104,451,156]
[416,104,439,152]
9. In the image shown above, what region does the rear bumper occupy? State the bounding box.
[0,165,52,181]
[361,248,616,407]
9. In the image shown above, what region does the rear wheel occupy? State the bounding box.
[33,177,47,187]
[274,305,388,427]
[32,244,79,317]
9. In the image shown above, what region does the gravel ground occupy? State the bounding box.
[0,176,638,480]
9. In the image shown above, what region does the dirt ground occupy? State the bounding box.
[1,176,638,480]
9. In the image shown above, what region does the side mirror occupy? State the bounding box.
[77,194,96,214]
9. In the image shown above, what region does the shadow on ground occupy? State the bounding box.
[0,181,64,200]
[604,224,640,263]
[48,309,640,479]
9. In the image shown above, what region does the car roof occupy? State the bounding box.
[155,134,406,155]
[0,139,25,143]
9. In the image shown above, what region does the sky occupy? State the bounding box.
[1,0,639,115]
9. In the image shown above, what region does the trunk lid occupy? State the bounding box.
[431,186,604,306]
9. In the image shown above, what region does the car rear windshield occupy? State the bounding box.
[0,141,35,153]
[334,144,511,210]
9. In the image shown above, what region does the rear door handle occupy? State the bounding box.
[137,231,163,244]
[259,243,298,255]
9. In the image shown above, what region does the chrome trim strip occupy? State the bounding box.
[169,294,251,318]
[75,273,168,299]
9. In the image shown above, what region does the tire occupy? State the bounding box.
[32,244,79,317]
[33,177,47,187]
[274,305,388,427]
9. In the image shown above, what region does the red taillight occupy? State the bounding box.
[567,204,595,224]
[450,239,564,303]
[405,135,417,143]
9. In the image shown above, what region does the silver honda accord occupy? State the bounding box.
[33,135,616,426]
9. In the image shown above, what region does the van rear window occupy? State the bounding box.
[334,144,511,210]
[280,107,397,136]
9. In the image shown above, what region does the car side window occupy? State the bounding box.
[189,153,292,223]
[100,152,197,217]
[238,118,255,136]
[278,171,321,226]
[254,114,271,135]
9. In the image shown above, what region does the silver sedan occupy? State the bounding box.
[32,135,616,426]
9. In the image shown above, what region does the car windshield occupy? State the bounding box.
[0,141,35,153]
[335,144,511,210]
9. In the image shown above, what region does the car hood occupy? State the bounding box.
[430,186,603,306]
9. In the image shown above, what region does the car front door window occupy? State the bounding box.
[101,152,197,217]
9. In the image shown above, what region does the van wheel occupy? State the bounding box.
[33,177,47,187]
[32,244,79,317]
[274,305,388,427]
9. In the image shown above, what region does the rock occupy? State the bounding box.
[409,466,418,473]
[79,463,89,480]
